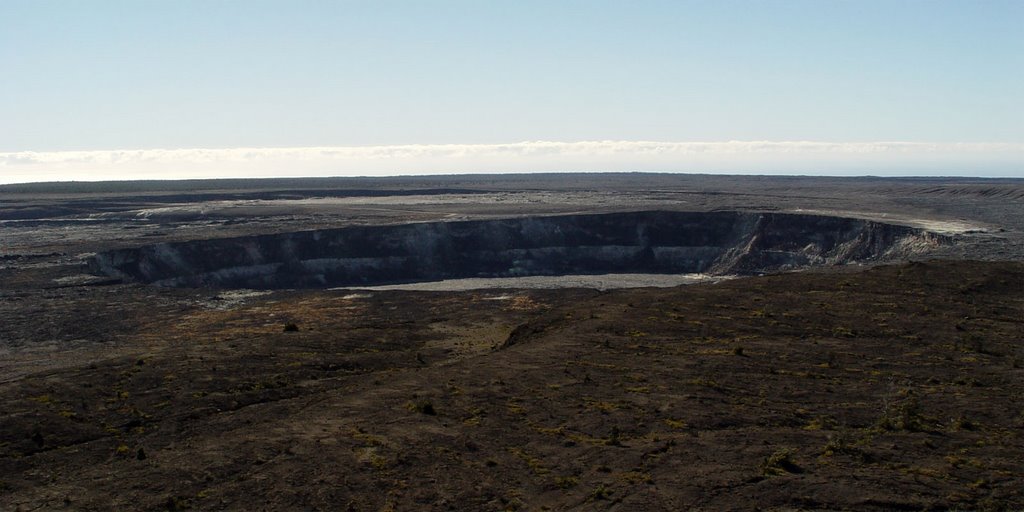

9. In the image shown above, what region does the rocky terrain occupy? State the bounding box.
[1,174,1023,510]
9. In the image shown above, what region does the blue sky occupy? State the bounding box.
[1,0,1022,182]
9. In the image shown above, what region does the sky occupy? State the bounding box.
[1,0,1022,183]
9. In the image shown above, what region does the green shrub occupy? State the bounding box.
[762,448,802,476]
[407,399,436,415]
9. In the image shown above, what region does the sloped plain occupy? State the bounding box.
[1,260,1022,511]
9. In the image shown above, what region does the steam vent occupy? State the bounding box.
[89,211,948,289]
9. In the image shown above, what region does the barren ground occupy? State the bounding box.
[1,174,1023,511]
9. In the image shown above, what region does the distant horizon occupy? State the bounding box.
[6,172,1024,189]
[1,139,1022,185]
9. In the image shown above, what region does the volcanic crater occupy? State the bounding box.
[89,210,948,289]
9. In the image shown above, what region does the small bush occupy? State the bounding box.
[164,496,191,511]
[832,326,855,338]
[821,431,862,457]
[762,448,802,476]
[951,415,977,431]
[605,426,622,446]
[554,475,579,489]
[283,323,299,332]
[664,418,688,429]
[407,399,436,415]
[877,395,924,432]
[590,484,612,500]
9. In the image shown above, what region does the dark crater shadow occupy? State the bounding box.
[88,210,950,289]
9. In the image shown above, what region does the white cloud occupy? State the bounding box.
[1,141,1022,184]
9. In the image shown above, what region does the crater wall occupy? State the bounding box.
[88,211,949,289]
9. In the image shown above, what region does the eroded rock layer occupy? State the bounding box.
[89,211,948,288]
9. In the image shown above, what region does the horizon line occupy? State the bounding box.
[5,139,1024,154]
[1,140,1021,185]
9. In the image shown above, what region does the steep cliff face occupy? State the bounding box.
[89,211,949,289]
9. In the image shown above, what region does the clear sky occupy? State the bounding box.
[1,0,1022,183]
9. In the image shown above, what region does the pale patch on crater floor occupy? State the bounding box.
[340,273,722,291]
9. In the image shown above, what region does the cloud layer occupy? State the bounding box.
[2,141,1022,184]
